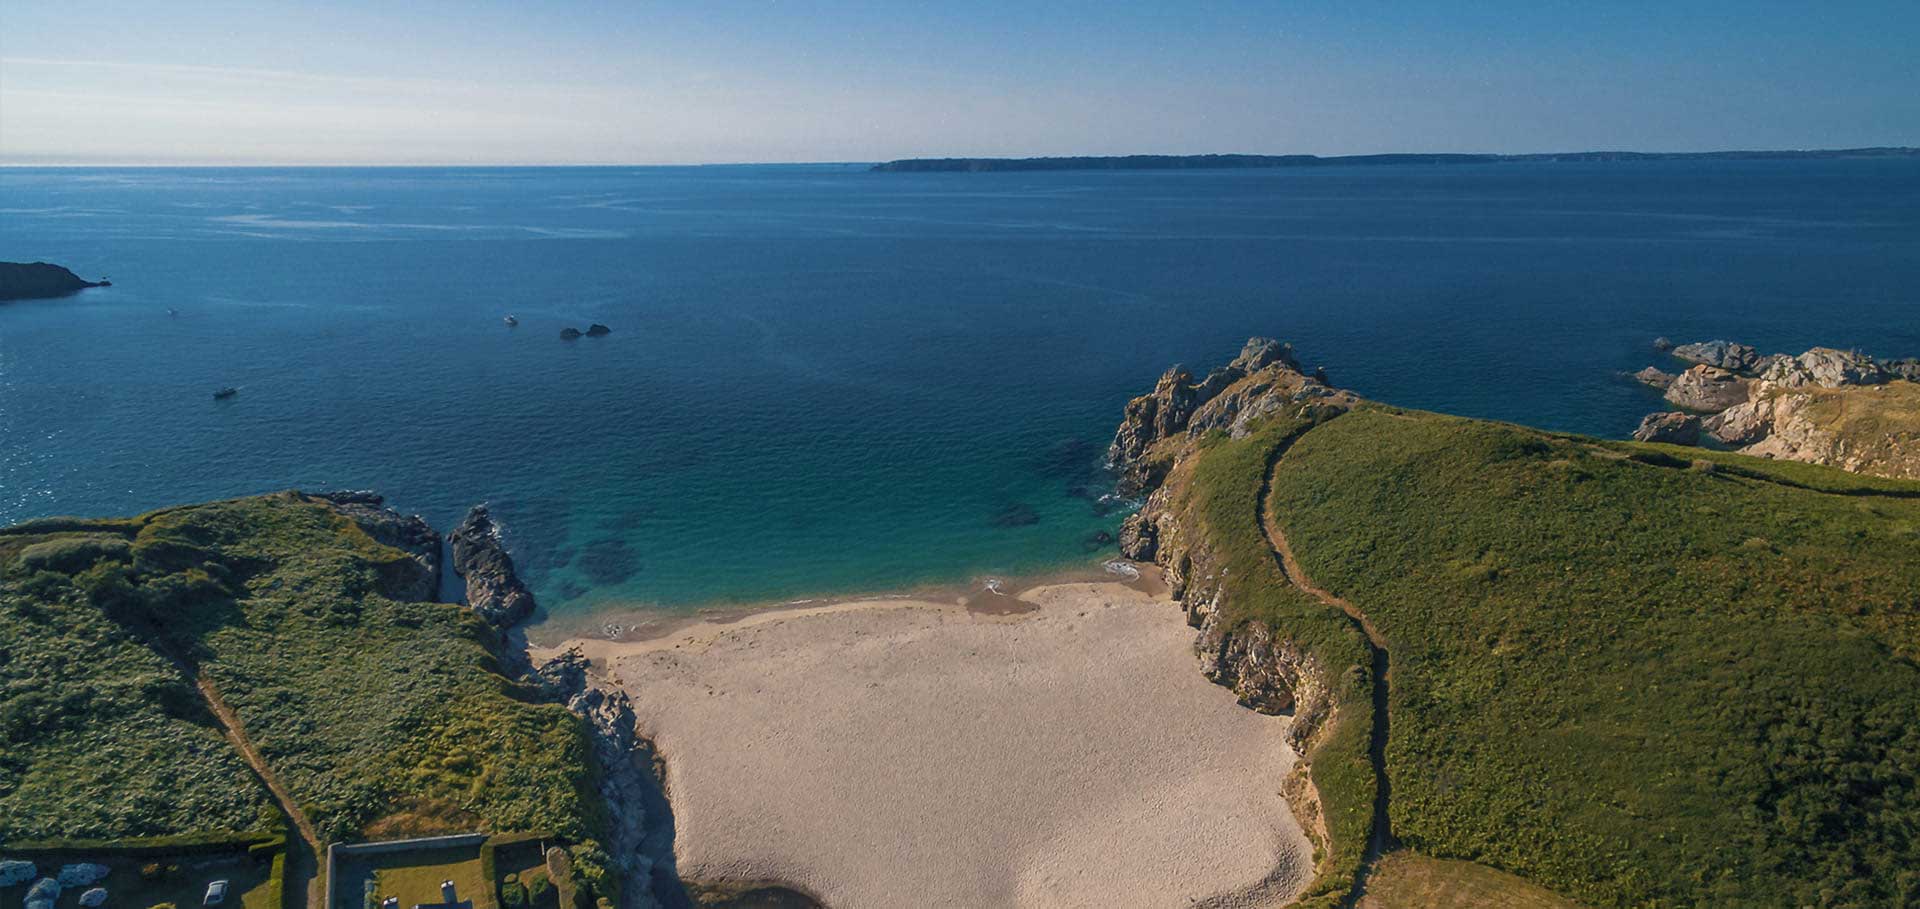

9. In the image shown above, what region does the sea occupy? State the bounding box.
[3,159,1918,623]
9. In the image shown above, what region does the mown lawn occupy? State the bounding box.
[1361,850,1584,909]
[1264,406,1920,908]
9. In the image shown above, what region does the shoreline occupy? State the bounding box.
[523,556,1167,650]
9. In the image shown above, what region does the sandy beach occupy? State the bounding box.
[550,580,1313,908]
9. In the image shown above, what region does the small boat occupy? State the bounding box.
[503,315,519,326]
[213,387,238,400]
[167,308,178,317]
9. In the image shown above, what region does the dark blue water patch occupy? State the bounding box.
[2,160,1917,615]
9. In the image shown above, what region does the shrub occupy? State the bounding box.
[139,863,163,881]
[500,883,527,908]
[523,870,551,906]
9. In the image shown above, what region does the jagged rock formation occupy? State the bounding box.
[1108,337,1358,495]
[1632,367,1676,390]
[1632,340,1920,479]
[447,505,537,627]
[534,650,662,909]
[0,262,109,301]
[309,491,442,601]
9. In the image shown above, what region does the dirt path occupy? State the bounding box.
[192,673,324,909]
[1259,431,1396,906]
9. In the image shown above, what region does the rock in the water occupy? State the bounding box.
[1633,367,1677,390]
[1632,412,1702,445]
[989,503,1040,527]
[1671,340,1765,373]
[447,505,536,628]
[0,261,108,302]
[585,323,612,337]
[308,491,440,602]
[1652,336,1675,351]
[1760,347,1886,388]
[0,862,35,888]
[560,327,583,340]
[1664,365,1750,412]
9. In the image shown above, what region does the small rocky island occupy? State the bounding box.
[0,262,110,302]
[1630,340,1920,478]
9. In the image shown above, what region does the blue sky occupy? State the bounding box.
[2,1,1916,164]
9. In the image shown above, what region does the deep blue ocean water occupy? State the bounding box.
[3,160,1918,619]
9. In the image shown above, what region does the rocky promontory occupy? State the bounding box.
[0,261,110,301]
[447,504,538,627]
[1631,340,1920,479]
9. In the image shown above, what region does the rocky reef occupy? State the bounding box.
[1631,340,1920,479]
[0,261,109,302]
[447,504,537,627]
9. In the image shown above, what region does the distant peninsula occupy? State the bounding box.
[872,146,1920,173]
[0,261,111,301]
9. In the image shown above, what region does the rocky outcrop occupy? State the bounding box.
[1632,412,1702,445]
[308,491,441,602]
[448,505,536,628]
[560,327,584,340]
[1633,367,1676,390]
[586,324,612,337]
[534,650,663,909]
[1671,340,1765,372]
[1759,347,1886,388]
[1664,365,1750,411]
[1631,340,1920,479]
[0,262,108,302]
[1108,337,1356,493]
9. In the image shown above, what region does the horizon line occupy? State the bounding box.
[4,144,1918,170]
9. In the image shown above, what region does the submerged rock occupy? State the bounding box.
[989,503,1041,528]
[448,505,536,628]
[1632,412,1702,445]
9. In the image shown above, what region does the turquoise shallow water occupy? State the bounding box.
[2,161,1918,617]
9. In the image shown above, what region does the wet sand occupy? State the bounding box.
[548,578,1312,908]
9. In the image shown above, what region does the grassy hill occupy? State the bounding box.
[0,493,607,847]
[1221,405,1920,907]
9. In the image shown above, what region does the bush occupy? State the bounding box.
[523,870,551,906]
[139,863,163,881]
[500,883,527,908]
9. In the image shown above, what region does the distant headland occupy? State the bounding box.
[871,146,1920,173]
[0,261,111,301]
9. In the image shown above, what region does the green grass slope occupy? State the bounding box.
[1,494,607,847]
[0,522,275,841]
[1264,406,1920,908]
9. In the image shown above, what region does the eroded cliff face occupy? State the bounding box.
[308,490,442,602]
[1111,338,1352,752]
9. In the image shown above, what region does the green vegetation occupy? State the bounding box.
[1258,406,1920,907]
[337,845,486,909]
[1176,413,1377,907]
[1361,851,1584,909]
[1,494,607,853]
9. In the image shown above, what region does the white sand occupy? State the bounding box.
[572,582,1312,909]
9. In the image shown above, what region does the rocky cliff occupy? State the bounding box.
[448,504,538,627]
[0,261,108,301]
[310,490,442,601]
[1631,341,1920,479]
[1111,338,1355,749]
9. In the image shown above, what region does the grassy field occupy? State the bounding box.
[1,494,610,871]
[1260,406,1920,907]
[0,519,274,840]
[334,844,486,909]
[1360,850,1584,909]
